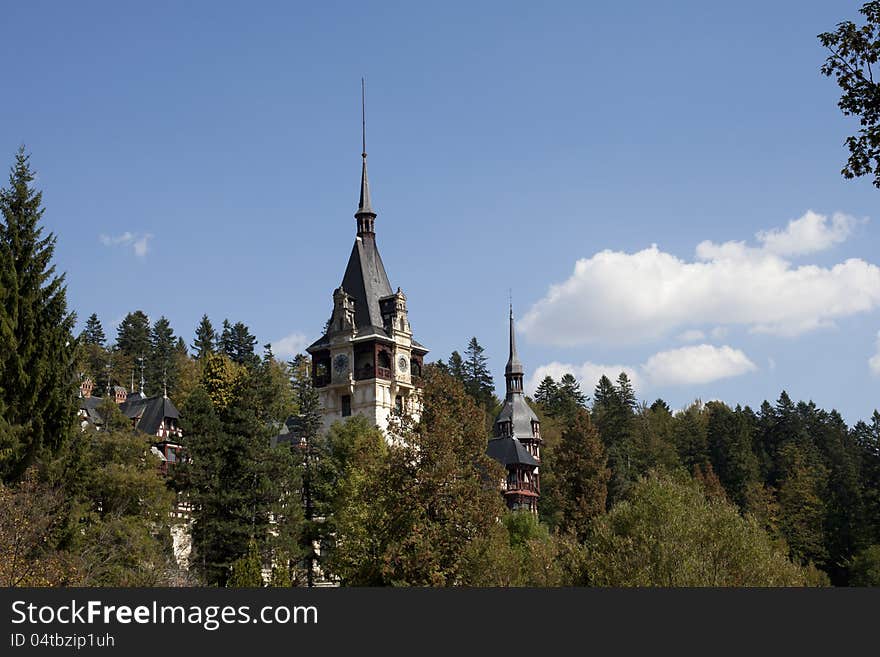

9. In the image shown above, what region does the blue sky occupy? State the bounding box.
[2,1,878,424]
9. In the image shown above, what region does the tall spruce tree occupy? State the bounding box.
[77,313,109,384]
[221,320,258,368]
[550,409,609,541]
[462,337,495,409]
[555,373,588,420]
[116,311,150,358]
[533,375,560,413]
[179,374,288,586]
[0,148,76,481]
[219,319,233,356]
[147,316,178,396]
[592,374,637,505]
[192,314,217,358]
[81,313,105,346]
[447,351,465,383]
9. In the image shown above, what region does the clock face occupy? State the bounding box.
[333,353,349,373]
[398,356,408,372]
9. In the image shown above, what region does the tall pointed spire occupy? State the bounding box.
[355,77,376,237]
[505,303,524,393]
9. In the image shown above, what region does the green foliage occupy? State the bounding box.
[82,313,105,346]
[776,442,829,568]
[706,402,760,509]
[147,316,178,397]
[584,473,821,586]
[592,374,640,505]
[533,376,559,409]
[330,368,505,586]
[116,311,150,359]
[220,320,259,368]
[0,147,76,482]
[178,367,301,587]
[462,337,497,410]
[534,374,588,421]
[545,409,609,541]
[70,427,176,586]
[200,352,243,411]
[228,540,264,587]
[848,544,880,585]
[192,314,217,358]
[446,351,465,382]
[0,469,78,586]
[819,1,880,187]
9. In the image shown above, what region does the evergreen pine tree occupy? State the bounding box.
[533,375,560,413]
[147,316,177,397]
[447,351,465,382]
[81,313,105,346]
[0,148,76,481]
[221,321,258,367]
[77,313,109,384]
[555,373,587,420]
[115,310,150,358]
[290,353,325,586]
[192,314,217,358]
[462,337,495,409]
[551,409,609,541]
[219,319,233,357]
[615,372,637,412]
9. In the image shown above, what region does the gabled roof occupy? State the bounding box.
[119,395,180,436]
[487,436,538,467]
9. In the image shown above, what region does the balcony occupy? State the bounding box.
[353,365,393,381]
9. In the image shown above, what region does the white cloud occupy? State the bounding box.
[530,344,757,397]
[133,235,151,257]
[99,231,152,258]
[272,332,308,360]
[526,360,641,397]
[710,326,728,340]
[756,210,859,257]
[870,332,880,376]
[520,211,879,346]
[677,329,705,342]
[641,344,757,386]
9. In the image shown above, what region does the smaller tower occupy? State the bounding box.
[487,305,542,513]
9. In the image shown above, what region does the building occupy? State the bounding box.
[487,307,542,512]
[77,377,184,475]
[306,133,428,433]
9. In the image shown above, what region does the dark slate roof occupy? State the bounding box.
[119,395,180,436]
[78,396,104,424]
[307,236,394,353]
[487,436,538,467]
[494,394,540,440]
[343,237,393,332]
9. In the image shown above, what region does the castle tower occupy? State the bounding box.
[487,306,542,512]
[306,88,428,433]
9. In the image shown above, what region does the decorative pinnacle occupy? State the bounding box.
[506,302,523,376]
[356,77,376,235]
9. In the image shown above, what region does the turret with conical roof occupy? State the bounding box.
[306,81,428,434]
[487,305,542,513]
